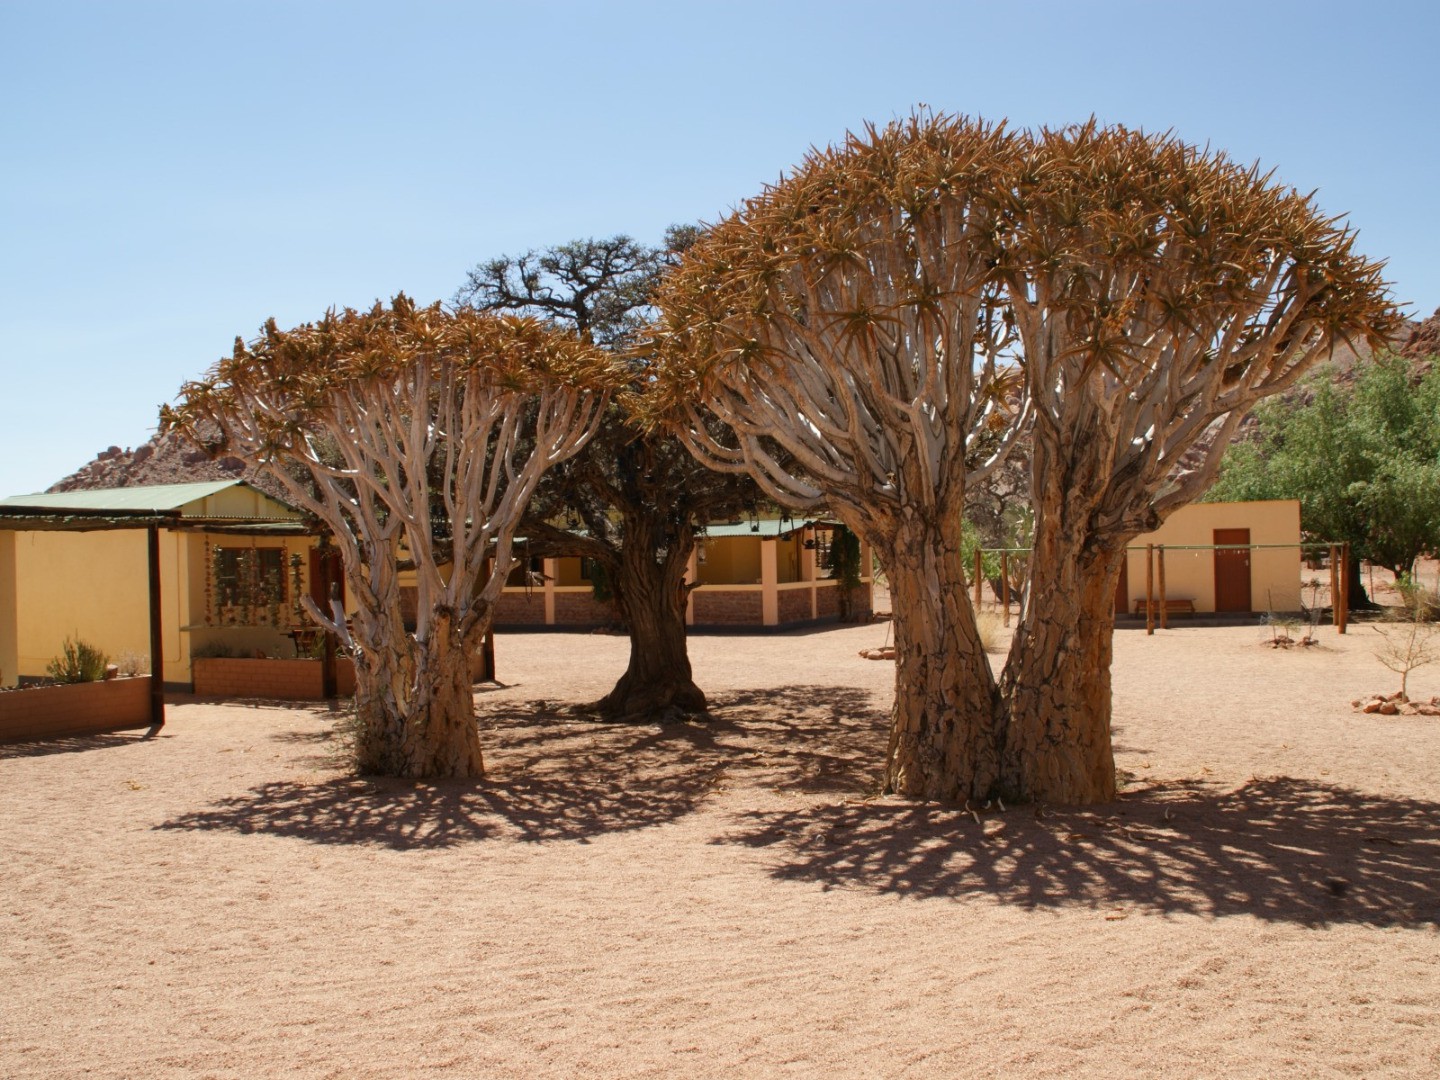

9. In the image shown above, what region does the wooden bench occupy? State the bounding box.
[1133,597,1196,615]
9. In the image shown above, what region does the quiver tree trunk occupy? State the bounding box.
[998,516,1125,805]
[351,607,486,779]
[591,521,706,721]
[881,514,1002,801]
[998,545,1123,804]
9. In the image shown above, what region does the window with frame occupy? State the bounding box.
[209,546,289,625]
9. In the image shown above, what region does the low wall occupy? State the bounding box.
[192,657,356,701]
[778,586,813,624]
[494,591,547,626]
[0,676,153,743]
[692,588,763,626]
[554,590,615,626]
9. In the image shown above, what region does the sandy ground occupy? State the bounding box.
[2,615,1438,1078]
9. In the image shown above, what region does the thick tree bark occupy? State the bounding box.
[881,514,1002,802]
[591,522,706,721]
[998,530,1123,805]
[350,608,485,778]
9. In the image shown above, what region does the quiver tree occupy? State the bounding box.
[993,122,1398,802]
[654,115,1031,801]
[657,112,1398,806]
[162,297,618,777]
[456,231,763,722]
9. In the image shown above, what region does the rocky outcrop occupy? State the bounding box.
[47,427,289,502]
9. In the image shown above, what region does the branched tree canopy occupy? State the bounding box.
[655,115,1031,799]
[163,296,620,777]
[655,112,1398,805]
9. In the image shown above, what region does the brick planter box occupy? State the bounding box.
[0,676,154,743]
[192,657,356,701]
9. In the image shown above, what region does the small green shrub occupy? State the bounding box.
[1395,574,1440,622]
[46,637,110,684]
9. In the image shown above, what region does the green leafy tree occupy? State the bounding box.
[456,230,763,722]
[829,525,863,620]
[1209,354,1440,603]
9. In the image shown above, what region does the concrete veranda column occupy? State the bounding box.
[543,558,557,625]
[761,540,778,627]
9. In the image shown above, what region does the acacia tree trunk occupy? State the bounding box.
[1347,553,1375,609]
[881,514,1002,801]
[591,521,706,721]
[998,534,1123,804]
[350,607,486,778]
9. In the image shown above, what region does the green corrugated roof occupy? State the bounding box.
[701,518,833,539]
[0,480,299,518]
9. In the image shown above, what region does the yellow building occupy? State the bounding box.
[493,519,875,629]
[0,482,319,688]
[1117,499,1304,614]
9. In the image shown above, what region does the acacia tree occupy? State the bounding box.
[456,232,763,721]
[1209,353,1440,596]
[163,297,617,777]
[994,122,1397,802]
[654,116,1031,800]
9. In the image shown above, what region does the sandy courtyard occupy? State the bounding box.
[3,618,1438,1078]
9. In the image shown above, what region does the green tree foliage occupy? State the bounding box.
[1209,354,1440,579]
[455,230,762,721]
[828,525,862,620]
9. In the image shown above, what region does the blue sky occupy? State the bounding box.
[2,0,1436,496]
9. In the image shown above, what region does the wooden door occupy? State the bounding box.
[309,548,345,608]
[1213,529,1252,612]
[1114,553,1130,615]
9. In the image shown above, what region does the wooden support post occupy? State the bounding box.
[1145,543,1155,636]
[480,628,496,682]
[1330,544,1340,630]
[1157,545,1168,630]
[146,525,165,728]
[1339,541,1350,634]
[318,535,337,699]
[1000,550,1010,628]
[974,547,983,612]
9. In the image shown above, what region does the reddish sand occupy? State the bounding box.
[3,617,1438,1078]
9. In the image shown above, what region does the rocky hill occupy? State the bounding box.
[1399,306,1440,365]
[47,425,292,503]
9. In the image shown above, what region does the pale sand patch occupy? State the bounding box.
[2,619,1437,1078]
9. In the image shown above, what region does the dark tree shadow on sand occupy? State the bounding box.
[714,777,1440,927]
[155,682,1439,928]
[156,685,885,851]
[0,727,160,760]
